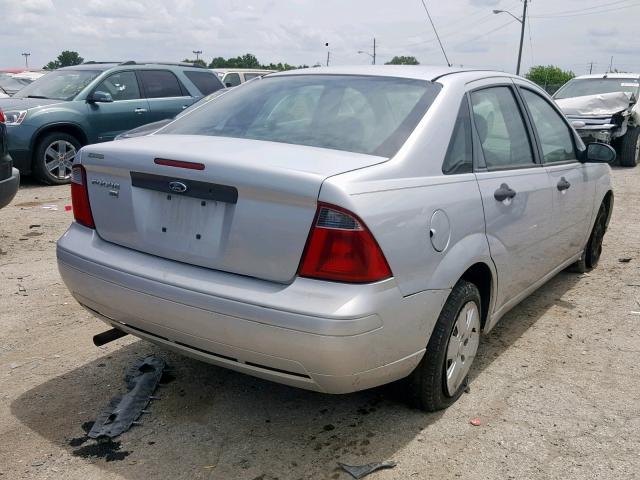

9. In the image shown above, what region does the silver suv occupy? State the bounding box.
[57,67,615,411]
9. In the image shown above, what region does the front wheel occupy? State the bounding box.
[33,132,81,185]
[407,280,481,411]
[619,127,639,167]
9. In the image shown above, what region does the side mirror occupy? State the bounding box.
[87,91,113,103]
[225,82,233,88]
[584,142,616,164]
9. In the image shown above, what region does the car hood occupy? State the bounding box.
[0,97,66,111]
[555,91,632,117]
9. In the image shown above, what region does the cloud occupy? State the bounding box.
[468,0,500,6]
[84,0,147,18]
[588,26,617,37]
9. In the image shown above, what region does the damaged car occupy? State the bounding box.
[554,73,640,167]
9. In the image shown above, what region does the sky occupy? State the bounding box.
[1,0,639,75]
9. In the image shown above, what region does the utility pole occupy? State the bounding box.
[373,37,376,65]
[515,0,528,76]
[493,0,528,75]
[21,52,30,69]
[325,42,330,67]
[192,50,202,61]
[609,56,614,73]
[588,61,594,74]
[358,38,377,65]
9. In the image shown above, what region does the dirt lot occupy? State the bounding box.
[1,168,639,480]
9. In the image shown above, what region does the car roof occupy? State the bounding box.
[572,73,640,80]
[268,65,515,83]
[211,69,275,74]
[61,62,209,72]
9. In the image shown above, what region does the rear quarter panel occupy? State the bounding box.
[321,174,493,297]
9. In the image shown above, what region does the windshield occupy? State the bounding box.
[0,74,30,93]
[554,78,640,99]
[14,70,102,100]
[159,75,440,157]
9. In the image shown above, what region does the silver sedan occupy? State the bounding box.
[57,66,615,411]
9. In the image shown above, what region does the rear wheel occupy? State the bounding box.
[33,132,81,185]
[407,280,481,411]
[571,201,608,273]
[619,127,640,167]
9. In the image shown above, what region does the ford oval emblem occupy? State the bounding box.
[168,181,187,193]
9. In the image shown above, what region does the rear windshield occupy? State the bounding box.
[159,75,441,157]
[554,78,640,99]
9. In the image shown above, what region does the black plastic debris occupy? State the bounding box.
[338,461,397,479]
[88,355,166,439]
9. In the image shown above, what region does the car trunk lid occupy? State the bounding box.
[80,135,386,283]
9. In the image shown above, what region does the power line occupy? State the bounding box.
[450,20,517,49]
[531,2,640,18]
[418,0,451,66]
[532,0,636,16]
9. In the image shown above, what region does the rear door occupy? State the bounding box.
[138,70,194,122]
[517,85,595,263]
[470,82,554,312]
[85,71,150,142]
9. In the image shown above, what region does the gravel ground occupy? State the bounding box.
[1,167,639,480]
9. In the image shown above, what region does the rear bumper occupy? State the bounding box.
[57,224,449,393]
[0,167,19,209]
[7,149,30,173]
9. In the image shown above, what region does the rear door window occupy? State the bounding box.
[223,73,242,87]
[442,99,473,174]
[520,89,577,163]
[139,70,186,98]
[470,86,535,170]
[184,71,224,95]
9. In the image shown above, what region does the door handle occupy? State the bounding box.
[494,183,517,202]
[557,177,571,191]
[134,108,148,113]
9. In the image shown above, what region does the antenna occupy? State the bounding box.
[419,0,451,67]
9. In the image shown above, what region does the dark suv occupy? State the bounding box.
[0,61,224,184]
[0,117,19,209]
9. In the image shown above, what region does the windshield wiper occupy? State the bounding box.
[26,95,51,99]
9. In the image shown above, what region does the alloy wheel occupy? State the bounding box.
[44,140,76,180]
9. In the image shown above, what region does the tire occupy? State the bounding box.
[618,127,640,167]
[33,132,81,185]
[570,201,609,273]
[407,280,481,412]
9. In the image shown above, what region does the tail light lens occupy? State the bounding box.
[0,110,5,123]
[71,165,95,229]
[299,203,392,283]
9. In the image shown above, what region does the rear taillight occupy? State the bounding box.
[0,110,5,123]
[299,203,392,283]
[71,165,95,229]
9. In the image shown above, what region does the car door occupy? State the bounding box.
[517,85,595,263]
[469,82,555,313]
[138,70,194,123]
[85,71,150,142]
